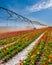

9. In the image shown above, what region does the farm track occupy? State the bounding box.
[0,33,28,47]
[0,41,16,49]
[2,32,45,65]
[0,32,31,49]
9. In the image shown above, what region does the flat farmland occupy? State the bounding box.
[0,27,52,65]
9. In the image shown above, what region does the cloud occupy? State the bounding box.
[26,0,52,12]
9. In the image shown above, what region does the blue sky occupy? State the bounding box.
[0,0,52,26]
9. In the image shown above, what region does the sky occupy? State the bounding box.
[0,0,52,26]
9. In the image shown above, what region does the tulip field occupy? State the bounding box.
[0,27,52,65]
[0,28,46,63]
[20,27,52,65]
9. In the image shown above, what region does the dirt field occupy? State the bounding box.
[0,27,33,33]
